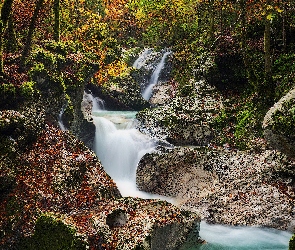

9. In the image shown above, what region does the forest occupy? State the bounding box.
[0,0,295,249]
[0,0,294,148]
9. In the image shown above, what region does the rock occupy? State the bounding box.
[263,87,295,158]
[137,79,222,146]
[0,125,201,249]
[137,147,295,231]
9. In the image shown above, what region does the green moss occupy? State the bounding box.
[20,81,37,99]
[19,215,87,250]
[32,48,57,67]
[271,99,295,137]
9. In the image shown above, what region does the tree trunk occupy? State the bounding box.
[208,0,215,42]
[264,16,272,78]
[282,3,287,51]
[53,0,60,42]
[0,0,14,75]
[20,0,44,69]
[6,15,19,52]
[239,0,251,81]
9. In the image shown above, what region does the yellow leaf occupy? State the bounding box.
[267,14,273,20]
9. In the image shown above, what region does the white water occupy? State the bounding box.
[133,48,153,69]
[92,108,172,200]
[195,222,292,250]
[142,50,172,100]
[58,107,67,131]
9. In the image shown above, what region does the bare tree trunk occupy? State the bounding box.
[0,0,14,75]
[53,0,60,42]
[282,3,287,51]
[6,15,20,52]
[264,0,272,81]
[20,0,44,69]
[208,0,215,42]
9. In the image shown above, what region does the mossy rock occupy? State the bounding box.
[263,87,295,157]
[18,215,87,250]
[290,234,295,250]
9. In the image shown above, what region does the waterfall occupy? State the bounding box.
[58,107,67,131]
[83,91,105,112]
[90,95,170,198]
[142,50,172,100]
[133,48,153,69]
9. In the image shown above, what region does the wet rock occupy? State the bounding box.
[106,209,127,229]
[137,147,295,232]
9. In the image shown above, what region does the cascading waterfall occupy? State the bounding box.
[90,98,169,199]
[88,49,292,249]
[133,48,153,69]
[92,113,154,197]
[58,107,67,131]
[142,50,172,100]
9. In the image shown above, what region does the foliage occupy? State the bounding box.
[19,81,36,99]
[290,234,295,250]
[273,53,295,100]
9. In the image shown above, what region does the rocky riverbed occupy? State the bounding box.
[137,146,295,231]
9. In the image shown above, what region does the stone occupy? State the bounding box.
[263,87,295,158]
[137,147,295,231]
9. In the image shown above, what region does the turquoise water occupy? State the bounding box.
[92,110,137,119]
[189,222,292,250]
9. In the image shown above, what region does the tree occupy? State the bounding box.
[20,0,45,69]
[264,0,272,79]
[0,0,14,75]
[53,0,60,42]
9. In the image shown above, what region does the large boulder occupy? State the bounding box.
[263,87,295,158]
[137,147,295,231]
[0,125,201,249]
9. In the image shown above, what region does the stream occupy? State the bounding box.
[88,48,292,249]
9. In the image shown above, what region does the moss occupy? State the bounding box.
[0,83,16,108]
[290,234,295,250]
[18,215,87,250]
[271,99,295,137]
[20,81,37,100]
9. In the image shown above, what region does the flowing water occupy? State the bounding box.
[133,48,153,69]
[142,50,172,100]
[58,107,67,131]
[197,222,291,250]
[89,48,292,249]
